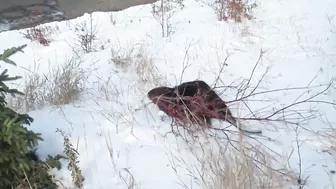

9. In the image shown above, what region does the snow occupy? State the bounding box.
[0,0,336,188]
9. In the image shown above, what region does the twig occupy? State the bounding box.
[179,38,195,84]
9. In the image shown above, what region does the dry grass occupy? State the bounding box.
[9,55,87,112]
[104,132,140,189]
[200,140,293,189]
[319,128,336,157]
[329,129,336,154]
[165,130,297,189]
[307,127,336,188]
[107,43,165,94]
[96,74,122,103]
[46,56,87,106]
[56,128,85,189]
[155,90,298,189]
[109,43,137,71]
[134,46,164,88]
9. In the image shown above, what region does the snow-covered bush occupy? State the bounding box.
[151,0,185,37]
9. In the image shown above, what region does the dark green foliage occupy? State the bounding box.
[15,152,66,189]
[0,45,64,188]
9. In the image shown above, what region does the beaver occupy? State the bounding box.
[148,80,261,134]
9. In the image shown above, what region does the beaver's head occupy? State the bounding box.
[147,87,175,103]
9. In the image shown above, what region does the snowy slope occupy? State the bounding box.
[0,0,335,188]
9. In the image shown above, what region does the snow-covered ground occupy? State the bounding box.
[0,0,336,188]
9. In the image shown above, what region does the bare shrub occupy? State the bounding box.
[74,13,98,53]
[20,26,55,46]
[151,0,185,37]
[211,0,257,22]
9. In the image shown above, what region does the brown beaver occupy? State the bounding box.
[147,80,261,134]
